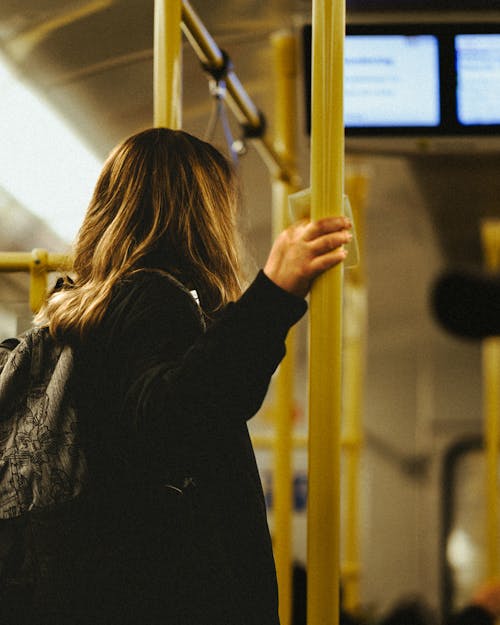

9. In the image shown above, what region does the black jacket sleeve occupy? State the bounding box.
[101,270,307,436]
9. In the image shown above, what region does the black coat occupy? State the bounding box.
[9,270,306,625]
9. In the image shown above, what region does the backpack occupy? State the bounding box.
[0,327,88,520]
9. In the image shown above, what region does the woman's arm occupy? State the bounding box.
[118,270,306,434]
[111,214,351,435]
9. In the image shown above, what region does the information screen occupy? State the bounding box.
[303,22,500,140]
[455,34,500,125]
[345,34,441,127]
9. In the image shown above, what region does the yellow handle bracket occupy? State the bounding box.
[29,249,49,313]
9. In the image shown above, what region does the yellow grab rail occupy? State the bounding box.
[270,29,300,625]
[0,251,71,273]
[154,0,182,129]
[481,218,500,579]
[181,0,258,126]
[307,0,346,624]
[180,0,293,183]
[341,168,369,613]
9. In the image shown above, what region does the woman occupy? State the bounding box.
[29,127,351,625]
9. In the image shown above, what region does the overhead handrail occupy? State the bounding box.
[180,1,259,128]
[180,0,294,183]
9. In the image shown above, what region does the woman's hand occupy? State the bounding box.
[263,216,353,298]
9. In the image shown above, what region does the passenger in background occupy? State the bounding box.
[445,579,500,625]
[15,127,352,625]
[432,272,500,623]
[378,596,437,625]
[432,269,500,339]
[291,562,363,625]
[292,561,307,625]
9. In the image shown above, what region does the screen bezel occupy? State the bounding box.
[302,22,500,137]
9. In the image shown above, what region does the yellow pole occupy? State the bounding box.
[483,337,500,578]
[0,250,73,312]
[341,169,369,613]
[481,218,500,579]
[272,247,296,625]
[271,31,300,625]
[154,0,182,129]
[271,30,299,181]
[307,0,345,623]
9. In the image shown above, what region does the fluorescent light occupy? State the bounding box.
[0,53,102,243]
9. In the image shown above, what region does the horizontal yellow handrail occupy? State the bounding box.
[0,250,73,313]
[0,251,72,272]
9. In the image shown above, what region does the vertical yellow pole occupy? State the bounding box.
[308,0,345,623]
[154,0,182,129]
[272,227,296,625]
[271,31,299,625]
[483,338,500,579]
[481,218,500,579]
[341,169,369,613]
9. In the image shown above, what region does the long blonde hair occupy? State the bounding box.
[39,127,242,340]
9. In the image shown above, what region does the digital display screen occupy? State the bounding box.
[302,23,500,139]
[455,34,500,125]
[345,35,441,127]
